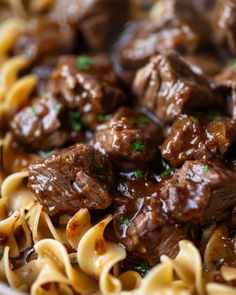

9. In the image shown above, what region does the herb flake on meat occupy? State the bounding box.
[160,168,172,178]
[132,139,146,152]
[97,114,106,123]
[120,217,129,226]
[202,165,209,173]
[77,55,92,70]
[134,169,144,179]
[32,108,38,116]
[213,258,224,270]
[136,263,149,276]
[69,110,82,131]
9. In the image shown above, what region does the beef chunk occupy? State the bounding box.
[51,55,126,129]
[113,177,193,265]
[215,65,236,119]
[49,0,130,51]
[161,160,236,225]
[28,144,115,215]
[161,115,236,167]
[92,107,163,168]
[213,0,236,54]
[10,93,68,150]
[13,18,74,64]
[133,52,220,122]
[118,0,208,72]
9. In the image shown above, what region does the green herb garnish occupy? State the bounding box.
[202,262,208,272]
[190,116,197,124]
[77,55,92,70]
[213,258,224,270]
[132,139,146,152]
[53,104,61,112]
[134,169,144,179]
[97,114,106,123]
[136,263,149,276]
[96,163,105,174]
[41,149,53,158]
[69,110,82,132]
[32,108,38,116]
[160,168,172,178]
[120,217,129,226]
[202,165,208,173]
[132,116,150,125]
[26,216,30,222]
[70,257,78,265]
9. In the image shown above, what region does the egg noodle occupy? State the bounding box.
[0,1,236,295]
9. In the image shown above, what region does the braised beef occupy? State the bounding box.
[161,114,236,167]
[113,176,193,265]
[49,0,130,51]
[13,18,74,64]
[133,52,220,122]
[213,0,236,54]
[10,93,68,150]
[51,55,126,129]
[215,65,236,119]
[28,144,115,215]
[161,160,236,225]
[117,0,209,72]
[92,107,163,168]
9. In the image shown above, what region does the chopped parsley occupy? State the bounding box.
[120,217,129,226]
[32,108,38,116]
[202,165,208,173]
[134,169,144,179]
[132,140,146,152]
[76,55,92,70]
[69,110,82,132]
[202,262,208,272]
[136,263,149,276]
[26,216,30,222]
[70,256,78,265]
[97,114,106,123]
[190,116,197,124]
[132,116,150,125]
[213,258,224,270]
[96,163,105,174]
[160,168,172,178]
[41,149,53,158]
[53,104,61,112]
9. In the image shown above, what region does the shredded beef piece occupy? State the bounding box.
[13,18,74,64]
[118,0,209,72]
[10,93,68,150]
[213,0,236,54]
[161,114,236,167]
[28,144,115,215]
[161,160,236,225]
[49,0,130,51]
[113,177,194,265]
[133,51,220,122]
[92,107,163,167]
[51,55,126,129]
[215,65,236,120]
